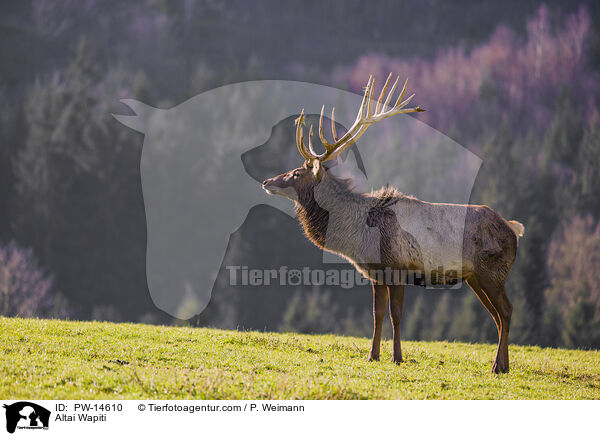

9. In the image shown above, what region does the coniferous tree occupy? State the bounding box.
[12,39,148,318]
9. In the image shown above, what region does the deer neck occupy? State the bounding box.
[295,172,368,260]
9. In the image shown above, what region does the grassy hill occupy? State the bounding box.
[1,317,599,399]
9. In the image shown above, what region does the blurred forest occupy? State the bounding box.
[1,1,600,349]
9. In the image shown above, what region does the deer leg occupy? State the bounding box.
[466,276,501,337]
[477,276,512,374]
[388,284,405,364]
[494,288,513,373]
[368,283,388,361]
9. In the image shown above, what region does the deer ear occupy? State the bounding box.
[312,160,321,176]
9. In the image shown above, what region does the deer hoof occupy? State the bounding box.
[491,361,509,374]
[367,354,380,362]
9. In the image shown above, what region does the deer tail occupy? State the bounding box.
[506,220,525,238]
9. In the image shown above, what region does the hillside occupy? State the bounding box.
[1,317,599,399]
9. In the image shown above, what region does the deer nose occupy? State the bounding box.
[262,179,270,186]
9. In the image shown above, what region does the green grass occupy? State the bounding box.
[1,317,599,399]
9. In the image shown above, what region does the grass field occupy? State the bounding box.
[1,317,599,399]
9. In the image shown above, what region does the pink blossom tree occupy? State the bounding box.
[0,241,53,317]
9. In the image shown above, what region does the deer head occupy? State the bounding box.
[263,73,424,200]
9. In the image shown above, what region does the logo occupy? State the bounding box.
[113,80,481,318]
[3,402,50,434]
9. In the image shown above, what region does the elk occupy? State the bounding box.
[262,74,524,373]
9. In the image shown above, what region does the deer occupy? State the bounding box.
[262,74,524,373]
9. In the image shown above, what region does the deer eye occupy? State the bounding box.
[293,171,300,179]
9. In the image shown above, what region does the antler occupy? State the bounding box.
[295,73,424,165]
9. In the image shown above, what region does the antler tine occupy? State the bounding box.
[318,105,342,150]
[318,105,333,148]
[383,75,400,110]
[307,123,322,157]
[396,93,416,110]
[394,78,409,109]
[375,72,393,115]
[295,109,317,161]
[382,77,424,116]
[365,75,375,118]
[331,107,339,142]
[357,75,373,123]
